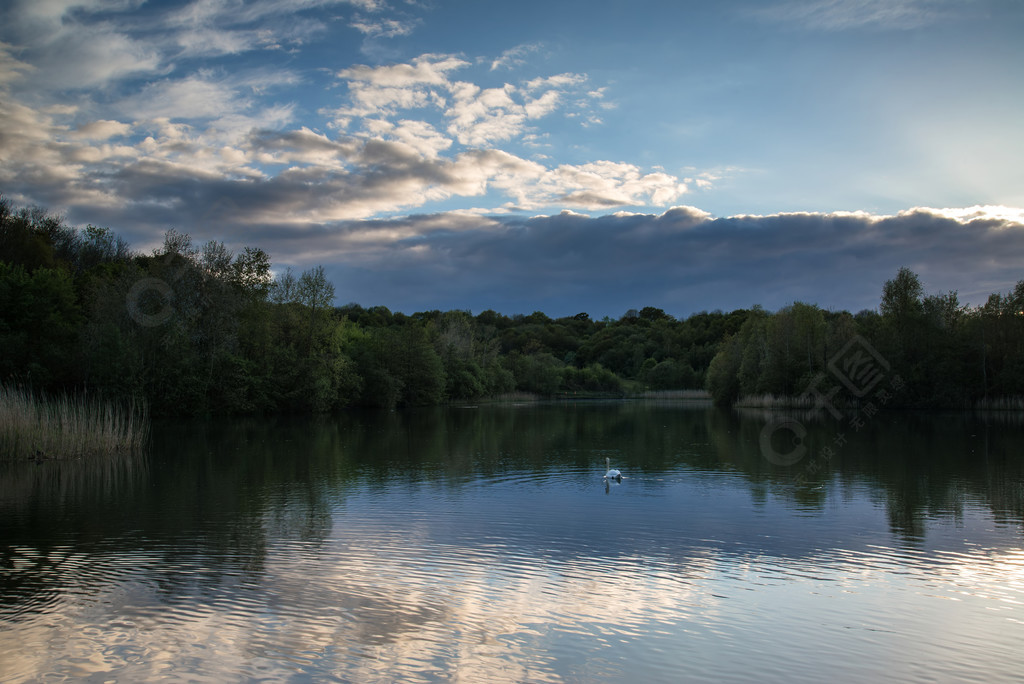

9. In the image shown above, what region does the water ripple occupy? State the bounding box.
[3,457,1024,683]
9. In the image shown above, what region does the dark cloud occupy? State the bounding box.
[42,186,1023,319]
[220,207,1020,319]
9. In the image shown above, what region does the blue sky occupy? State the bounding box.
[1,0,1023,317]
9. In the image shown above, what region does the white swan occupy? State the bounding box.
[604,457,622,482]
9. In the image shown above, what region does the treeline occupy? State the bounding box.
[0,199,732,415]
[706,267,1024,408]
[2,198,1021,415]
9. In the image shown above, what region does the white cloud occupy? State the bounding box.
[329,54,468,122]
[1,0,693,248]
[0,99,63,162]
[334,83,435,121]
[125,74,243,121]
[2,1,162,90]
[349,16,418,38]
[37,27,162,90]
[329,55,600,151]
[0,40,685,230]
[755,0,956,31]
[0,97,149,211]
[158,0,352,58]
[248,127,355,167]
[72,119,133,140]
[527,161,688,210]
[524,90,562,119]
[118,69,299,151]
[166,0,360,33]
[445,82,527,146]
[172,25,279,57]
[490,43,543,71]
[523,73,586,91]
[341,0,386,11]
[8,0,144,26]
[338,54,468,88]
[0,41,33,86]
[901,205,1024,227]
[372,119,453,159]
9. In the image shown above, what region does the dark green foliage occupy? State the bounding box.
[643,358,699,390]
[561,363,623,394]
[0,262,81,386]
[507,352,564,395]
[2,200,1021,414]
[705,330,743,405]
[704,267,1024,408]
[344,324,444,408]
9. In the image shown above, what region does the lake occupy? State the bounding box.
[2,401,1023,682]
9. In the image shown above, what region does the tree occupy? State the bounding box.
[645,358,698,390]
[297,265,335,355]
[434,311,487,400]
[878,267,935,401]
[0,199,56,270]
[881,267,924,325]
[923,290,964,332]
[78,224,131,272]
[201,240,234,278]
[269,267,298,304]
[0,263,81,387]
[706,335,742,405]
[159,228,198,260]
[639,306,672,322]
[231,246,272,300]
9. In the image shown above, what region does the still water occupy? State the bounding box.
[2,402,1023,683]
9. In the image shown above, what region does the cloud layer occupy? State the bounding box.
[217,205,1022,318]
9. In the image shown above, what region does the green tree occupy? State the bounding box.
[232,246,272,300]
[269,267,298,304]
[0,263,81,387]
[645,358,698,390]
[508,352,563,395]
[706,334,742,405]
[880,267,924,322]
[297,265,335,356]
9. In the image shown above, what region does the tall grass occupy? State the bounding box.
[0,384,149,461]
[637,389,712,400]
[734,393,820,409]
[974,396,1024,411]
[483,391,541,403]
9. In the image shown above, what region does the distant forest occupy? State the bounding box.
[2,197,1022,416]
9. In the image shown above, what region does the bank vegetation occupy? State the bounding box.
[2,197,1022,420]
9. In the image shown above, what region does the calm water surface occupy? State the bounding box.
[2,402,1023,682]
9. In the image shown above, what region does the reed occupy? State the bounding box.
[0,384,149,461]
[734,393,819,409]
[637,389,712,400]
[974,396,1024,411]
[484,391,542,403]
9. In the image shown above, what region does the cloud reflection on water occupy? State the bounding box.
[3,509,1023,682]
[2,406,1024,681]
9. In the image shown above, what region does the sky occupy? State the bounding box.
[1,0,1023,318]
